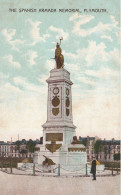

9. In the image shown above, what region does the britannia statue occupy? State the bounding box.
[55,38,64,69]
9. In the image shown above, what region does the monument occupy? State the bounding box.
[33,39,87,175]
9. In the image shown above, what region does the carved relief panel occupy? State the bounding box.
[65,87,71,118]
[50,86,62,118]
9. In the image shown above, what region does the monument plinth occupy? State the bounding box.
[43,68,76,146]
[33,40,87,175]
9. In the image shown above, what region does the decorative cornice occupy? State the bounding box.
[68,148,86,152]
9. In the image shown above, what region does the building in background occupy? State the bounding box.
[100,139,120,162]
[79,136,99,161]
[0,141,11,157]
[0,139,41,158]
[0,136,120,162]
[79,136,120,162]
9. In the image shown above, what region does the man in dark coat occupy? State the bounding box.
[91,157,96,180]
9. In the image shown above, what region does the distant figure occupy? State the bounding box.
[55,42,64,69]
[90,157,96,180]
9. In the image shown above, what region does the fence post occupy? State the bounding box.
[33,163,35,176]
[86,164,88,177]
[10,159,12,174]
[58,164,60,176]
[117,163,119,174]
[5,164,7,172]
[1,162,3,171]
[112,167,113,176]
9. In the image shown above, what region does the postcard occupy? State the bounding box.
[0,0,120,195]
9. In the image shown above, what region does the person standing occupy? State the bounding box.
[91,157,96,180]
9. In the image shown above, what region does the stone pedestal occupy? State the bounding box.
[33,68,87,175]
[43,68,76,146]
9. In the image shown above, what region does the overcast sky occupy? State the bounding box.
[0,0,120,141]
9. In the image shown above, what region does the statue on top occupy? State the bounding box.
[55,38,64,69]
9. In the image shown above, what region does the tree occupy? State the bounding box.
[26,140,36,153]
[20,149,27,154]
[103,145,110,160]
[81,138,88,147]
[114,153,120,161]
[15,141,21,151]
[93,140,104,160]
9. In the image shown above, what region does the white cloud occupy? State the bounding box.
[116,29,121,42]
[0,82,22,106]
[45,59,55,71]
[26,50,38,66]
[2,29,16,42]
[101,35,113,42]
[4,82,22,94]
[64,41,109,66]
[2,29,24,50]
[78,77,96,86]
[70,14,118,37]
[51,41,56,45]
[73,92,120,139]
[27,19,50,45]
[85,67,118,79]
[13,76,44,93]
[49,26,69,40]
[0,95,46,141]
[13,76,26,86]
[84,41,108,65]
[38,74,48,85]
[109,48,119,64]
[5,55,21,68]
[69,13,80,21]
[72,15,94,32]
[0,76,47,141]
[64,41,119,68]
[63,51,77,59]
[72,22,112,37]
[0,72,9,80]
[110,15,118,27]
[64,62,81,73]
[69,13,94,24]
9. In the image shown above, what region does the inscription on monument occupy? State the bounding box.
[46,133,63,141]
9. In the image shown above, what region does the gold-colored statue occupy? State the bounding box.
[55,38,64,69]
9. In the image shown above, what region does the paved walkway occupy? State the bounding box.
[0,171,120,195]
